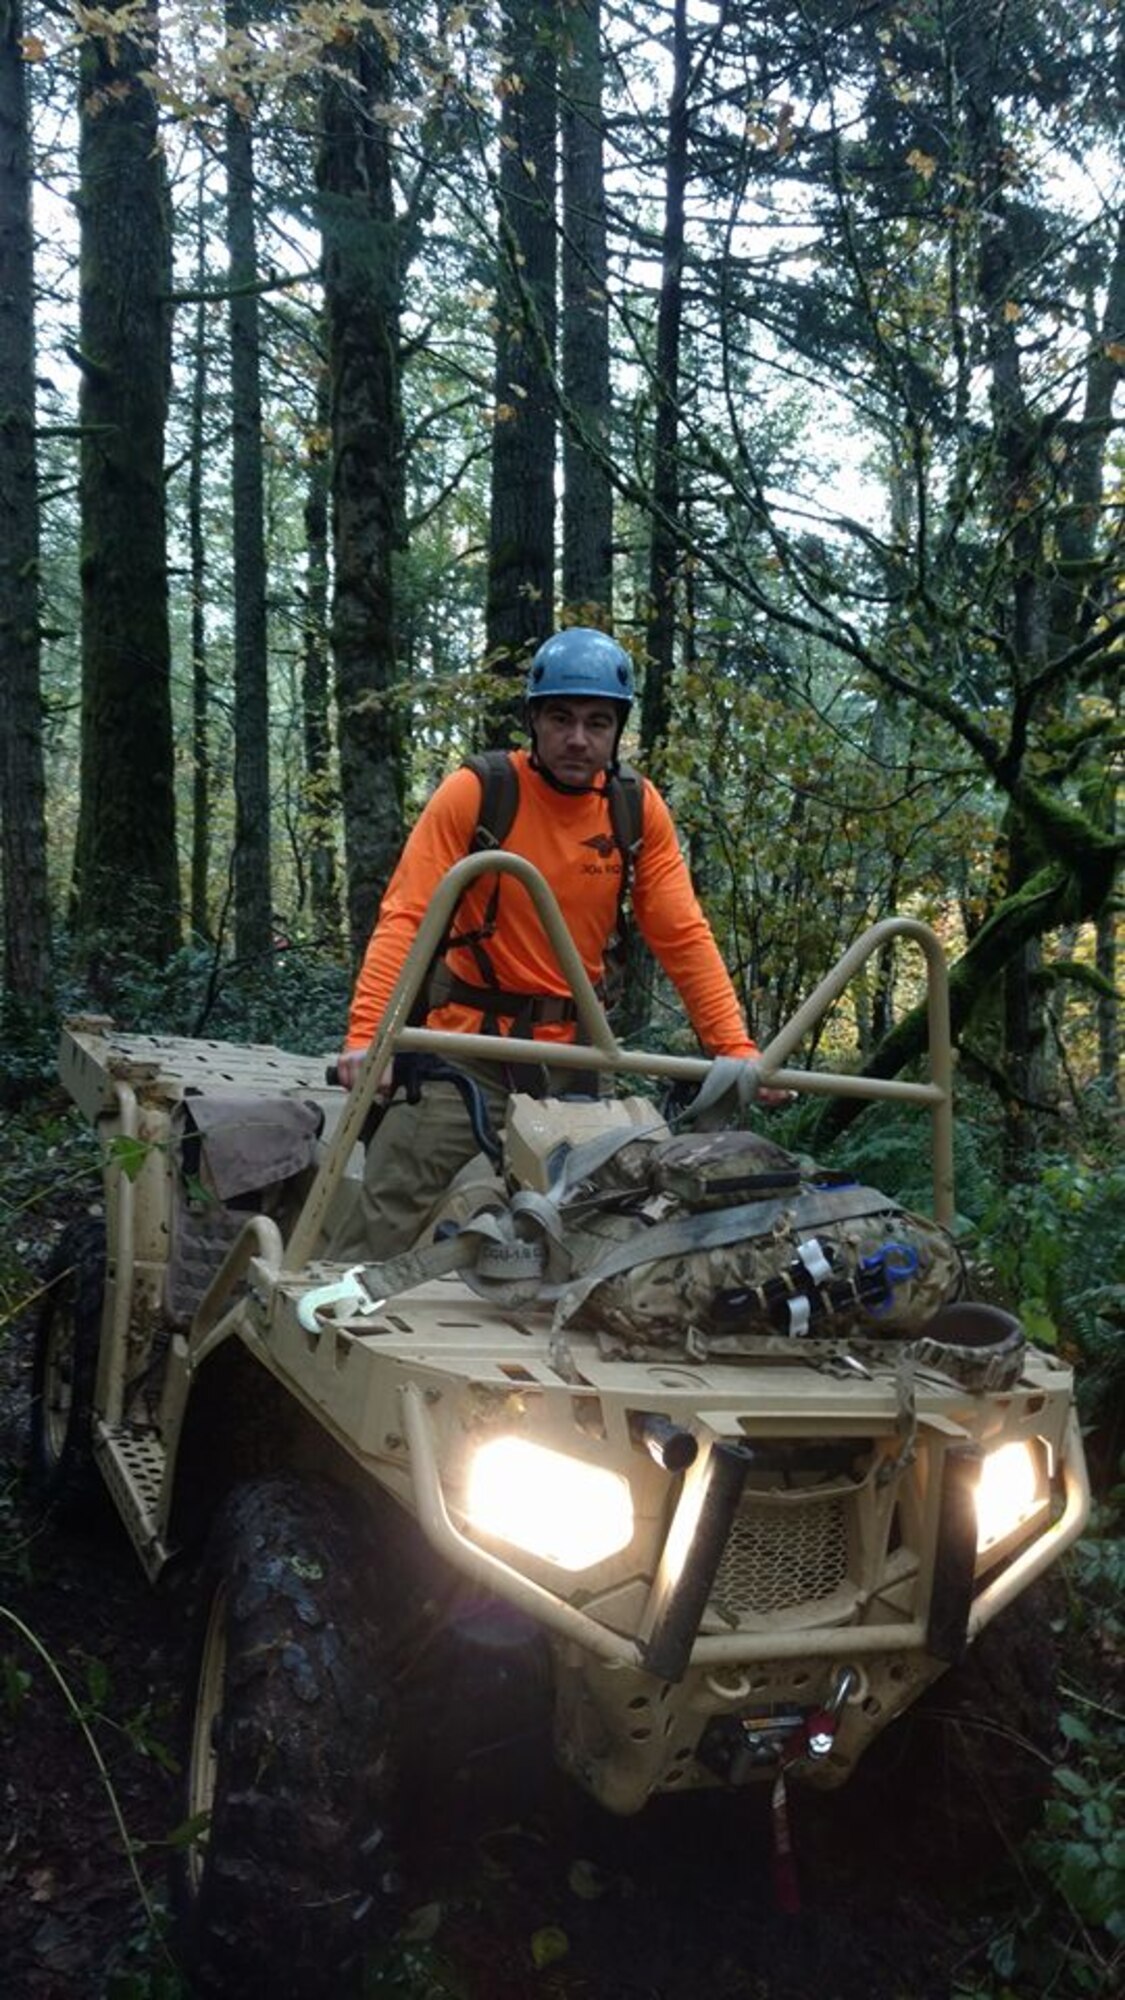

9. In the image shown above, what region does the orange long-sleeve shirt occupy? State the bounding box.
[346,749,758,1059]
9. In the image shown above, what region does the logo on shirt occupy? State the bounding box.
[580,833,618,859]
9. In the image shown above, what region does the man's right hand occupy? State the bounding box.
[335,1047,394,1096]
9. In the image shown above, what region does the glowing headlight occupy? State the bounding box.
[465,1437,634,1572]
[976,1441,1041,1551]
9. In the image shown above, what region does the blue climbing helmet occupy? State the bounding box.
[525,627,635,708]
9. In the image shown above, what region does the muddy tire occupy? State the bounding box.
[29,1218,106,1515]
[171,1476,400,1998]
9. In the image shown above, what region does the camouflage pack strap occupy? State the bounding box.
[543,1116,666,1203]
[356,1213,540,1308]
[912,1302,1025,1392]
[358,1185,580,1309]
[604,760,645,874]
[678,1055,766,1129]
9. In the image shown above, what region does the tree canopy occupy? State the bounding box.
[0,0,1120,1142]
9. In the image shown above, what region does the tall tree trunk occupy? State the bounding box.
[301,365,341,942]
[188,165,212,943]
[485,0,558,725]
[960,17,1051,1171]
[0,0,52,1004]
[560,0,612,620]
[622,0,688,1040]
[71,0,179,966]
[1051,206,1125,1108]
[641,0,688,764]
[226,0,272,965]
[318,18,405,959]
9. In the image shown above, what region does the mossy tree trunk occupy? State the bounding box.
[621,0,689,1042]
[187,162,212,944]
[301,363,341,944]
[560,0,612,622]
[226,0,272,966]
[485,0,557,736]
[0,0,52,1005]
[812,810,1122,1151]
[318,15,405,960]
[71,0,179,967]
[640,0,688,771]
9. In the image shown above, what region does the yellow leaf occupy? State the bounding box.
[22,33,47,60]
[906,147,937,181]
[1003,300,1021,322]
[530,1925,569,1970]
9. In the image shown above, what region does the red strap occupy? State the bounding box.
[770,1764,801,1914]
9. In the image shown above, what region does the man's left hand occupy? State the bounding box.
[756,1082,797,1108]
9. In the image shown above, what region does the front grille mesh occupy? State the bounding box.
[711,1493,849,1618]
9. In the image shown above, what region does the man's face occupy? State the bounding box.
[533,698,619,788]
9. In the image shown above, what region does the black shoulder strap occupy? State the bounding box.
[463,748,519,852]
[598,763,645,1013]
[606,761,645,891]
[440,749,519,995]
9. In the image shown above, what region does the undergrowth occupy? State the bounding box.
[954,1495,1125,2000]
[820,1090,1125,2000]
[2,935,352,1101]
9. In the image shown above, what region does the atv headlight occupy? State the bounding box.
[975,1440,1041,1552]
[466,1437,634,1572]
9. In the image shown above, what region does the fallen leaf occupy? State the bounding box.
[27,1866,56,1903]
[530,1924,569,1969]
[400,1901,443,1942]
[568,1856,612,1900]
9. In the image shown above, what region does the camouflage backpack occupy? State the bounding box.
[352,1119,966,1364]
[544,1127,966,1357]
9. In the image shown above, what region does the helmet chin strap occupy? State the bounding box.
[527,741,615,796]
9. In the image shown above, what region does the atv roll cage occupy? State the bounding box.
[285,848,957,1272]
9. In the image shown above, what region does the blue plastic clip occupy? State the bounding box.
[859,1241,919,1315]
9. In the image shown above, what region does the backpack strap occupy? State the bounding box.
[607,761,645,883]
[444,750,518,1005]
[601,760,645,1008]
[465,748,519,854]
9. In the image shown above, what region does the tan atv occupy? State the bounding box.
[32,854,1090,1998]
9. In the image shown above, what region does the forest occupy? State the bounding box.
[0,1,1122,1996]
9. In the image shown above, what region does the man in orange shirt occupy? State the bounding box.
[333,628,781,1257]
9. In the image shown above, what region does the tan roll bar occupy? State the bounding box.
[285,854,955,1269]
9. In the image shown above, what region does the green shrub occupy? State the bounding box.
[975,1156,1125,1363]
[815,1094,999,1226]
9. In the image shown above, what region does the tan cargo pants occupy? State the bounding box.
[326,1059,600,1263]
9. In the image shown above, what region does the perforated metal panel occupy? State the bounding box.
[61,1022,333,1121]
[711,1494,849,1619]
[104,1427,165,1510]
